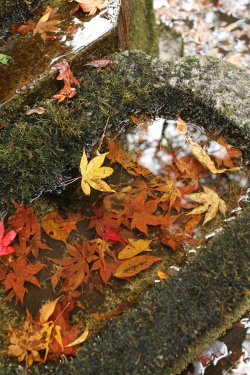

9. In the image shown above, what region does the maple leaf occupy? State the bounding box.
[122,192,164,236]
[48,238,93,292]
[3,258,44,305]
[10,22,37,34]
[90,238,116,270]
[6,311,45,366]
[80,150,115,195]
[101,225,125,243]
[187,135,241,174]
[149,176,182,211]
[91,257,121,285]
[84,272,104,294]
[214,136,242,168]
[0,220,17,256]
[158,227,199,251]
[33,7,61,42]
[107,139,135,170]
[70,0,110,16]
[8,201,40,240]
[27,233,52,258]
[185,185,227,225]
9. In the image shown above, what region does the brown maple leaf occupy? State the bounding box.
[48,238,94,292]
[123,192,164,236]
[27,233,52,258]
[3,258,44,305]
[8,201,40,240]
[6,311,45,365]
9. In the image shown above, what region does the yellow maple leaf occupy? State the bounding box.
[80,150,115,195]
[185,185,227,225]
[186,135,241,174]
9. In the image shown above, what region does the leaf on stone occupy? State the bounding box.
[118,239,153,259]
[0,220,17,256]
[157,269,168,279]
[0,53,12,64]
[114,255,162,278]
[187,135,241,173]
[80,150,115,195]
[185,185,227,225]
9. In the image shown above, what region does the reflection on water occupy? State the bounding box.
[180,313,250,375]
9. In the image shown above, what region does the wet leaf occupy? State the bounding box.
[80,150,115,195]
[0,53,12,64]
[3,258,44,305]
[0,220,17,256]
[118,239,153,259]
[187,135,241,173]
[185,185,227,225]
[114,255,162,278]
[157,269,168,279]
[40,297,62,324]
[83,59,113,68]
[33,7,61,42]
[65,325,88,347]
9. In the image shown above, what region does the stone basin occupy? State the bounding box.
[0,50,250,374]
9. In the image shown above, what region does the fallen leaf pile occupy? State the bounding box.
[0,116,245,369]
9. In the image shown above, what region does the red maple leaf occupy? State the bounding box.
[101,225,125,243]
[0,220,17,256]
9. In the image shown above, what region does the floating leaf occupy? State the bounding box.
[185,185,227,225]
[114,255,162,278]
[80,150,115,195]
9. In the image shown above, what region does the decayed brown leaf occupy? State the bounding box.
[41,210,78,241]
[26,107,45,115]
[185,185,227,225]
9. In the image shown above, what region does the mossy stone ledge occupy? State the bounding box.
[1,50,250,374]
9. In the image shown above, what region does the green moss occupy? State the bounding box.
[129,0,158,56]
